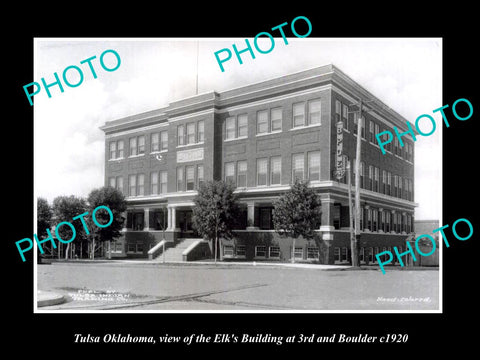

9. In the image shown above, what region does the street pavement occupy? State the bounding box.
[36,260,439,311]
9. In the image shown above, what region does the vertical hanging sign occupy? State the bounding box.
[336,121,345,179]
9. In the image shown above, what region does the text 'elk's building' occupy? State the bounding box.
[100,64,416,265]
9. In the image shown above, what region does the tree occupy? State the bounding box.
[192,180,239,263]
[272,179,322,263]
[52,195,88,260]
[37,197,53,262]
[87,186,127,259]
[37,197,52,240]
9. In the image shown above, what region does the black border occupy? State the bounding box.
[8,6,478,355]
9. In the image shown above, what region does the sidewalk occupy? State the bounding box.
[45,258,353,270]
[37,290,66,307]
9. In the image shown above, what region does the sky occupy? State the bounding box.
[34,38,442,220]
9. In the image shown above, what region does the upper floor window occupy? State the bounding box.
[197,120,205,143]
[177,124,185,146]
[197,165,204,188]
[225,162,235,184]
[225,117,236,140]
[308,99,321,125]
[382,129,392,152]
[151,133,160,152]
[176,167,184,191]
[307,151,320,181]
[342,103,349,130]
[237,161,247,187]
[108,176,123,193]
[270,156,282,185]
[292,153,304,181]
[335,100,341,123]
[151,172,159,195]
[257,110,269,135]
[178,120,204,146]
[256,108,283,135]
[186,165,195,190]
[368,165,374,190]
[369,121,375,142]
[129,137,137,156]
[257,158,268,186]
[151,171,167,195]
[151,130,168,152]
[128,173,144,196]
[176,165,203,192]
[225,114,248,140]
[374,167,379,192]
[293,102,305,127]
[237,114,248,137]
[293,99,322,128]
[271,108,282,132]
[187,123,196,145]
[109,140,124,160]
[160,171,168,194]
[129,136,145,156]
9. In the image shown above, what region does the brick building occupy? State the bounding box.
[100,64,416,264]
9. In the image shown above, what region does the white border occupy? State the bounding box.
[33,37,442,314]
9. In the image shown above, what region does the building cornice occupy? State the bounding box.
[100,63,410,135]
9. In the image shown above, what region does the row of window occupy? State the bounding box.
[225,151,321,188]
[108,120,205,160]
[345,159,413,201]
[335,99,414,162]
[223,245,320,260]
[114,151,320,197]
[334,246,405,264]
[109,165,205,196]
[356,207,413,234]
[225,99,322,140]
[177,120,204,146]
[109,132,167,160]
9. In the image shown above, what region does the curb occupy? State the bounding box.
[37,290,66,307]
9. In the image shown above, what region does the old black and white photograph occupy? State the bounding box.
[8,6,480,356]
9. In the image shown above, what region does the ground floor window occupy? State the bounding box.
[372,247,379,263]
[367,247,374,263]
[294,247,304,260]
[255,246,267,258]
[335,247,349,263]
[223,245,234,257]
[395,246,402,264]
[236,245,246,257]
[269,246,280,259]
[307,247,319,260]
[379,246,388,263]
[111,242,123,253]
[127,242,144,254]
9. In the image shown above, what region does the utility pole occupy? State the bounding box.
[353,98,363,267]
[347,159,355,265]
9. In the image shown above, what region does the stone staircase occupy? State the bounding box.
[152,238,203,262]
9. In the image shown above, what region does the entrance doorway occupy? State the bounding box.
[177,209,197,236]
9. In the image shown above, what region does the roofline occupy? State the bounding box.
[100,64,410,133]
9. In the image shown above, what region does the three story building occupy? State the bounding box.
[100,64,416,264]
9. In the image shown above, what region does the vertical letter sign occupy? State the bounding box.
[336,121,345,179]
